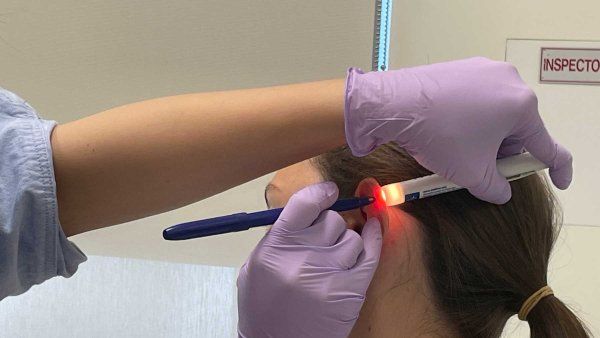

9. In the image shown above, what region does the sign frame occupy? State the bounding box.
[539,47,600,85]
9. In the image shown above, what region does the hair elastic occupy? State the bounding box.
[518,285,554,320]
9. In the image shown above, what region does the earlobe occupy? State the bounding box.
[355,178,389,234]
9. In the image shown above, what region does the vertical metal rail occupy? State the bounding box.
[371,0,393,71]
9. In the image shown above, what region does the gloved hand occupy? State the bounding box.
[237,182,382,338]
[344,57,573,204]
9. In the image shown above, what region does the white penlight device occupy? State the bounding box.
[380,153,548,206]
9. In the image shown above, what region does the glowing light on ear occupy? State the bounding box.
[370,186,387,211]
[378,188,387,203]
[381,183,405,206]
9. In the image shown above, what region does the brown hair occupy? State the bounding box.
[313,144,590,338]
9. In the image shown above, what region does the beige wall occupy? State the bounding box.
[390,0,600,67]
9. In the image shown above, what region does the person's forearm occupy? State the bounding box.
[51,79,346,236]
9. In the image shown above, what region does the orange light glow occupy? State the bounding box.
[379,187,387,203]
[371,186,387,211]
[380,183,405,206]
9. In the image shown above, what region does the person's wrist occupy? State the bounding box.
[329,78,348,147]
[313,78,347,150]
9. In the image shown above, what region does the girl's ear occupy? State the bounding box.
[355,177,389,234]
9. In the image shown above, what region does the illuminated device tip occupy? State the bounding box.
[379,153,547,206]
[380,183,405,206]
[378,188,387,202]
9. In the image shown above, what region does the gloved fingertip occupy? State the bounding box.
[276,182,340,232]
[495,182,512,205]
[360,218,383,264]
[469,174,512,205]
[298,181,338,203]
[320,181,339,200]
[362,217,382,240]
[549,166,573,190]
[549,144,573,190]
[348,146,374,158]
[306,181,339,211]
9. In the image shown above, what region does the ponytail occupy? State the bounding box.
[527,296,590,338]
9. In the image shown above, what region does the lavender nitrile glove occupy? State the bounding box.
[237,182,382,338]
[344,57,573,204]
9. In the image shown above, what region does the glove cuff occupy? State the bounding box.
[344,66,428,157]
[344,67,380,157]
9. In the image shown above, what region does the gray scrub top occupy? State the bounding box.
[0,87,86,301]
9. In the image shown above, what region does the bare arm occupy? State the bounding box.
[51,79,346,236]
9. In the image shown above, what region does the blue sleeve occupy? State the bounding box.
[0,87,87,300]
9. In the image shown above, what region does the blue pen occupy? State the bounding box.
[163,197,375,240]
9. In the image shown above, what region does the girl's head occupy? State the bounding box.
[265,143,589,338]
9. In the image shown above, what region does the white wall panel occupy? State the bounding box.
[0,256,238,338]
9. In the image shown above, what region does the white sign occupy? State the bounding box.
[540,47,600,84]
